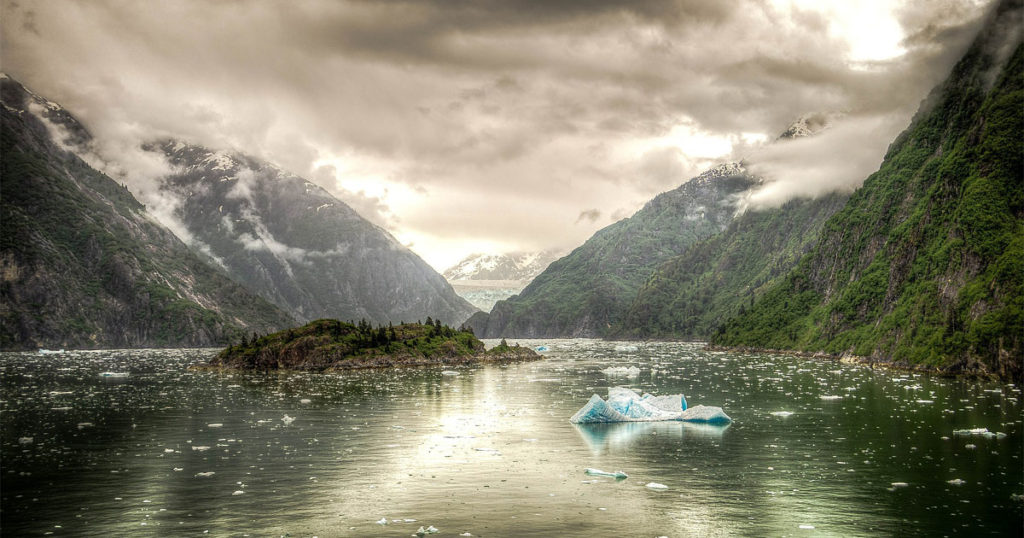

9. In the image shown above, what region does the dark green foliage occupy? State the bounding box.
[0,76,293,350]
[213,319,502,370]
[469,169,755,338]
[611,192,849,339]
[714,13,1023,380]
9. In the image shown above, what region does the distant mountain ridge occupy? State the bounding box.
[443,251,559,282]
[0,75,294,349]
[465,162,757,338]
[714,0,1023,380]
[153,141,479,327]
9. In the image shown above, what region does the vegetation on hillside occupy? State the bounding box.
[714,18,1022,379]
[611,192,849,339]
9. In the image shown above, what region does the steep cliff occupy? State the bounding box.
[714,1,1023,380]
[0,76,294,349]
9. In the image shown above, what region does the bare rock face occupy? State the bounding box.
[0,76,294,350]
[152,141,479,328]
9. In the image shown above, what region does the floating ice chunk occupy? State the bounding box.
[192,446,211,451]
[799,525,815,530]
[770,411,794,417]
[947,479,966,486]
[645,482,668,489]
[99,372,129,378]
[891,482,909,488]
[281,415,295,426]
[195,472,215,477]
[18,437,33,445]
[601,366,640,377]
[376,517,387,525]
[300,398,311,404]
[584,468,628,480]
[570,387,728,424]
[460,533,472,537]
[173,468,183,472]
[614,345,639,352]
[207,423,223,428]
[77,422,94,429]
[679,405,732,425]
[820,395,842,400]
[232,490,244,496]
[535,346,549,352]
[417,525,439,536]
[953,427,989,436]
[441,370,460,376]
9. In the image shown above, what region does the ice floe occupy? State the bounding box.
[569,387,729,424]
[584,468,628,479]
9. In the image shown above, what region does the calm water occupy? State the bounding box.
[1,341,1021,537]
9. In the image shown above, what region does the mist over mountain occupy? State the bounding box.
[0,75,294,349]
[151,141,479,327]
[715,0,1023,379]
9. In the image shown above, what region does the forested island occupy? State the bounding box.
[206,318,539,371]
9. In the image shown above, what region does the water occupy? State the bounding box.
[2,341,1021,536]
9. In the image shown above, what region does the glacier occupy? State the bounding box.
[569,387,730,425]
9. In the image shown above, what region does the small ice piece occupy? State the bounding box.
[195,472,215,477]
[77,422,94,429]
[965,444,977,450]
[799,525,815,530]
[207,423,223,428]
[441,370,460,376]
[645,482,668,489]
[601,366,640,377]
[416,525,439,536]
[679,405,732,425]
[770,411,794,417]
[99,372,129,378]
[947,479,966,486]
[953,427,989,435]
[376,517,387,525]
[192,446,210,451]
[614,344,639,352]
[820,395,843,400]
[535,346,549,352]
[173,468,183,472]
[232,490,244,496]
[281,415,295,425]
[891,482,909,488]
[460,533,472,537]
[584,468,628,480]
[18,437,33,445]
[164,448,175,453]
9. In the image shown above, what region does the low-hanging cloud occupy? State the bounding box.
[0,0,999,268]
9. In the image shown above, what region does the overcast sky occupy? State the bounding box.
[1,0,994,270]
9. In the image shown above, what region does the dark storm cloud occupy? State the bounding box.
[0,0,999,266]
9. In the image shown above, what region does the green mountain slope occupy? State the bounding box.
[0,75,294,350]
[612,192,849,340]
[714,2,1023,380]
[465,164,756,338]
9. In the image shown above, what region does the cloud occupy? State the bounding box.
[576,209,602,224]
[0,0,998,267]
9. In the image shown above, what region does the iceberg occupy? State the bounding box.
[570,387,729,425]
[584,468,628,479]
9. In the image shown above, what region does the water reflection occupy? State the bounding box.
[574,421,729,454]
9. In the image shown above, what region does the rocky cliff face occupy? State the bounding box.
[715,0,1023,380]
[466,163,757,338]
[152,141,479,327]
[0,76,294,349]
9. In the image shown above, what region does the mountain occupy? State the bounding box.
[611,191,849,340]
[465,163,757,337]
[443,251,560,311]
[443,251,559,282]
[152,141,479,327]
[0,75,294,349]
[714,0,1023,380]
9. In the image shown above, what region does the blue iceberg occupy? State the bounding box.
[569,387,730,425]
